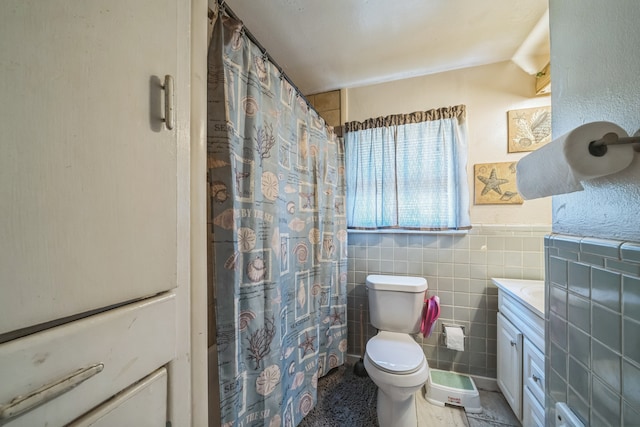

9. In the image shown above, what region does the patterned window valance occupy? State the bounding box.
[344,105,466,133]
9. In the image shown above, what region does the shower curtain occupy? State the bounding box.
[208,12,348,427]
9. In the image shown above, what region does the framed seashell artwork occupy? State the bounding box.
[473,162,523,205]
[507,106,552,153]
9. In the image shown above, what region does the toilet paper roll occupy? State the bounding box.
[444,326,465,351]
[516,121,634,200]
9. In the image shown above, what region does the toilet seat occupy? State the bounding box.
[366,331,424,374]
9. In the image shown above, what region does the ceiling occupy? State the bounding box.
[221,0,550,95]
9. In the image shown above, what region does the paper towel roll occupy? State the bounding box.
[444,326,465,351]
[516,121,634,200]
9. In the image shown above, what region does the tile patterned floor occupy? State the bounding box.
[463,390,521,427]
[299,365,378,427]
[300,363,521,427]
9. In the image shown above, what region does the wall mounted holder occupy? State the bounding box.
[588,130,640,157]
[441,323,466,347]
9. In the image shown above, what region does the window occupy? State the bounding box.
[344,105,470,231]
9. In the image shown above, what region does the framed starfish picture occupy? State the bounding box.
[473,162,523,205]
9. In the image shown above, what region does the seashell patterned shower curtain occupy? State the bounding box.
[208,12,348,427]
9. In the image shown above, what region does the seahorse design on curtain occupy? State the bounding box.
[208,12,348,427]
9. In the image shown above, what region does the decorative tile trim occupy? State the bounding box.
[552,234,582,252]
[546,233,640,265]
[581,237,623,258]
[621,243,640,263]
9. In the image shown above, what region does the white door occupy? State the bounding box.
[0,0,183,335]
[497,312,523,420]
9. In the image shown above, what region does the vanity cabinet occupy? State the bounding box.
[493,278,545,427]
[523,370,545,427]
[523,337,545,418]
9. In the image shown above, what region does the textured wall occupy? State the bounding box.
[546,1,640,425]
[550,0,640,242]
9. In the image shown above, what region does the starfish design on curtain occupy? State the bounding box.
[299,192,315,209]
[329,308,343,325]
[298,331,316,356]
[210,16,348,425]
[478,168,509,195]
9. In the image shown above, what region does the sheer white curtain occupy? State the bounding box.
[345,106,471,230]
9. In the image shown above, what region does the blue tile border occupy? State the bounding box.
[547,233,640,268]
[621,243,640,263]
[581,237,623,258]
[553,234,582,252]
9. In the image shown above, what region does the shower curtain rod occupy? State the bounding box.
[210,0,315,111]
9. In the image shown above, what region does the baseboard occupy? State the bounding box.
[470,374,499,392]
[346,353,361,365]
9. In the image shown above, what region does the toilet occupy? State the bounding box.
[364,274,430,427]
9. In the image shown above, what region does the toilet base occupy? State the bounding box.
[376,388,418,427]
[363,332,429,427]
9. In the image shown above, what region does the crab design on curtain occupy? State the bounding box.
[208,12,348,427]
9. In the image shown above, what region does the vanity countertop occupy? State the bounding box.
[491,278,544,319]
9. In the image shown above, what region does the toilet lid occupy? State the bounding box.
[366,331,424,374]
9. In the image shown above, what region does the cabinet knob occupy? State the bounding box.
[510,340,517,347]
[532,374,540,383]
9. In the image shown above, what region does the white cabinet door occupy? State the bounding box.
[497,312,523,420]
[0,0,186,335]
[0,294,176,426]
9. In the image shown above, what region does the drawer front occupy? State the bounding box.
[68,368,167,426]
[522,384,545,427]
[0,293,176,426]
[523,337,545,405]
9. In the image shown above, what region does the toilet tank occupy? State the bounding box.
[366,275,428,333]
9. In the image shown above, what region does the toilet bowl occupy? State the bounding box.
[364,275,430,427]
[364,331,429,427]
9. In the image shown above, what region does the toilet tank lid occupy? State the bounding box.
[366,275,427,292]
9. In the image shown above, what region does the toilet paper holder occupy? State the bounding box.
[441,323,466,345]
